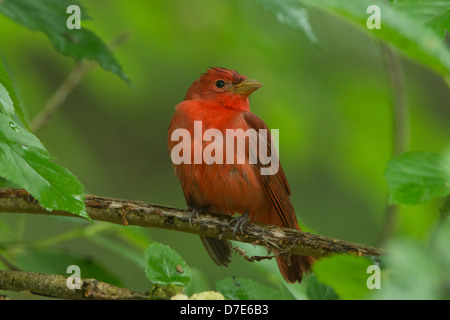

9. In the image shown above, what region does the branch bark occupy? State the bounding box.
[0,270,148,300]
[0,188,383,258]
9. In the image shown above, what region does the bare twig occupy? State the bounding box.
[30,31,131,132]
[0,252,20,271]
[0,270,148,300]
[380,43,409,157]
[0,188,384,258]
[30,61,93,132]
[233,246,277,262]
[377,41,408,246]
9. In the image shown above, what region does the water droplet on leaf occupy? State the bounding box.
[9,122,18,132]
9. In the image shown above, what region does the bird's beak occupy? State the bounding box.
[232,78,263,96]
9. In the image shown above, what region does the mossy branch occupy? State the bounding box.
[0,188,383,258]
[0,269,149,300]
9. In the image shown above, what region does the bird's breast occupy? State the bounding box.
[168,101,266,216]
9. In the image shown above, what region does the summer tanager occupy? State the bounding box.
[167,67,314,283]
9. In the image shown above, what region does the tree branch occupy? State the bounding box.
[0,188,383,258]
[0,270,148,300]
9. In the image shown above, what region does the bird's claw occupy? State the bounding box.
[187,207,200,227]
[231,212,249,237]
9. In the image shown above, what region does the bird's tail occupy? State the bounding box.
[260,207,316,283]
[275,221,316,283]
[275,253,315,283]
[200,217,315,283]
[200,236,232,266]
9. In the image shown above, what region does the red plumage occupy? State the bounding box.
[168,67,314,283]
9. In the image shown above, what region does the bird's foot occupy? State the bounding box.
[231,212,249,237]
[187,207,201,227]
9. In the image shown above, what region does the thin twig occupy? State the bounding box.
[30,31,131,132]
[380,43,409,157]
[377,41,408,246]
[0,188,384,258]
[233,245,278,262]
[0,252,20,271]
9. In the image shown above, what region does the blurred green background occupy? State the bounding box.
[0,0,449,295]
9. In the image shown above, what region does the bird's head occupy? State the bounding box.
[185,67,262,111]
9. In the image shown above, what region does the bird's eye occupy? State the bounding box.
[215,80,225,88]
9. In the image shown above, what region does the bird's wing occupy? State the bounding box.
[242,111,298,229]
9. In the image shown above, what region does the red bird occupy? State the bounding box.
[168,67,314,283]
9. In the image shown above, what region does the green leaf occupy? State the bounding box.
[303,0,450,76]
[390,0,450,38]
[313,254,373,300]
[0,57,29,129]
[371,235,449,299]
[0,68,14,117]
[0,0,130,84]
[254,0,319,45]
[215,277,285,300]
[0,113,87,219]
[426,10,450,39]
[144,242,191,286]
[305,273,339,300]
[385,151,450,205]
[443,146,450,186]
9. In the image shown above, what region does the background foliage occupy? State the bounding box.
[0,0,449,300]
